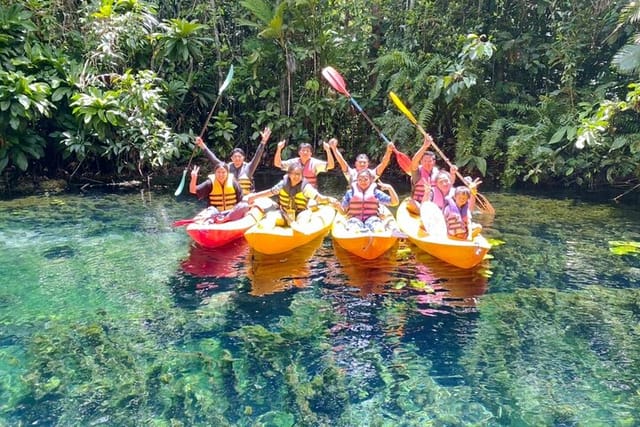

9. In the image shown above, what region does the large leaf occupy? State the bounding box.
[612,44,640,75]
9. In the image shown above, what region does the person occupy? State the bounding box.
[329,138,395,186]
[195,126,271,195]
[406,134,457,214]
[430,171,456,210]
[335,169,399,232]
[443,186,482,240]
[273,139,334,188]
[189,162,250,224]
[246,163,335,226]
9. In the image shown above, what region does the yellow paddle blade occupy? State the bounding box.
[389,91,418,125]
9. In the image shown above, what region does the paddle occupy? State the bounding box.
[172,219,195,227]
[175,65,235,196]
[321,66,412,174]
[388,91,496,215]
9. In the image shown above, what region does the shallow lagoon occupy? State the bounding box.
[1,185,639,426]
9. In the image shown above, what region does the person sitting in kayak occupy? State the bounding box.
[407,134,457,214]
[274,139,334,188]
[189,162,250,223]
[328,138,395,186]
[195,126,271,195]
[246,163,335,226]
[335,169,399,232]
[443,186,482,240]
[430,171,456,210]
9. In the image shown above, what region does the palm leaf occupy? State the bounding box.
[612,43,640,75]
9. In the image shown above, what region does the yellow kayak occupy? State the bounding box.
[331,206,400,260]
[244,204,336,255]
[396,199,491,269]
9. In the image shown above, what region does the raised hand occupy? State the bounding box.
[260,127,272,144]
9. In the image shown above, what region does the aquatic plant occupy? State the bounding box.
[462,286,640,425]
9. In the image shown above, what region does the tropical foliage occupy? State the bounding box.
[0,0,638,192]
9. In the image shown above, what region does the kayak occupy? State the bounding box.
[185,198,275,248]
[244,204,336,255]
[396,199,491,269]
[331,206,401,260]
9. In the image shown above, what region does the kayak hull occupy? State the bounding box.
[244,204,336,255]
[186,198,274,248]
[396,199,491,269]
[331,206,399,260]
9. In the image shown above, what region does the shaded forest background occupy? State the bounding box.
[1,0,639,193]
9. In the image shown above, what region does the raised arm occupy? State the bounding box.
[377,181,400,207]
[375,142,394,177]
[329,138,349,173]
[189,165,201,194]
[323,140,335,171]
[246,127,271,176]
[410,134,432,172]
[196,137,223,165]
[273,139,286,169]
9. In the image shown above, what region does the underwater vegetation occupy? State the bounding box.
[1,190,639,426]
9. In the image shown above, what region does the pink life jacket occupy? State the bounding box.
[443,197,468,237]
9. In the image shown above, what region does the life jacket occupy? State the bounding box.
[300,159,318,188]
[412,166,438,202]
[432,185,450,210]
[278,176,310,219]
[229,162,252,195]
[347,183,379,222]
[208,174,238,211]
[444,197,468,238]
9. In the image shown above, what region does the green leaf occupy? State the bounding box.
[13,151,28,170]
[608,241,640,256]
[549,126,566,145]
[17,94,30,109]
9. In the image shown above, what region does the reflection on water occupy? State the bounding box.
[181,239,250,278]
[2,189,640,426]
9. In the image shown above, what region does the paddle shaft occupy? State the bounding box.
[389,92,495,214]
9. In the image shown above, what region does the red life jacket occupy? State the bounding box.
[348,183,379,222]
[412,166,438,202]
[301,159,317,188]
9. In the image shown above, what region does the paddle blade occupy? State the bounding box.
[172,218,195,227]
[389,91,418,125]
[393,148,412,175]
[174,169,187,196]
[218,64,234,95]
[321,66,350,97]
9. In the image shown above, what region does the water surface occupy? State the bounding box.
[1,187,639,426]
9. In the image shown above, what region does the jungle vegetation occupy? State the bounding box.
[1,0,639,192]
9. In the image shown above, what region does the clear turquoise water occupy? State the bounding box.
[1,188,639,426]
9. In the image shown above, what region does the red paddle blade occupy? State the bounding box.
[172,219,195,227]
[321,66,350,97]
[394,149,412,175]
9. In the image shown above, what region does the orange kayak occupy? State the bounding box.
[185,198,275,248]
[244,204,336,255]
[396,199,491,269]
[331,206,400,260]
